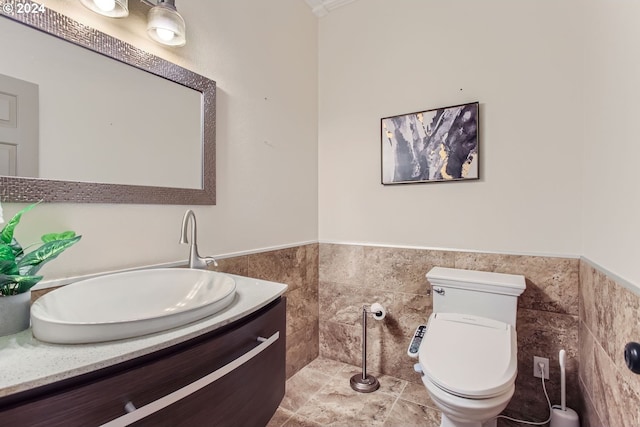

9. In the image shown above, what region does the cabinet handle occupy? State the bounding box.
[100,332,280,427]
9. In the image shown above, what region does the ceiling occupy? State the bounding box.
[303,0,358,17]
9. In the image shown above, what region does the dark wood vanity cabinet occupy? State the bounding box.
[0,298,286,427]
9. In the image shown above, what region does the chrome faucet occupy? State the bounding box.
[180,209,218,269]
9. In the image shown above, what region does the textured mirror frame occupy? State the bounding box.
[0,1,215,205]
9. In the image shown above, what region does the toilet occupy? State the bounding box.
[417,267,526,427]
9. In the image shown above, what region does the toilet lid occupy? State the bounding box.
[418,312,517,399]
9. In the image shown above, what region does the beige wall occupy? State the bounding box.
[318,0,584,256]
[581,0,640,287]
[1,0,319,280]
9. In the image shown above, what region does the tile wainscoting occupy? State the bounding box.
[215,243,320,379]
[318,243,580,422]
[579,260,640,427]
[31,242,640,425]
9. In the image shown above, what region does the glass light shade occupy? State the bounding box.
[147,5,186,47]
[80,0,129,18]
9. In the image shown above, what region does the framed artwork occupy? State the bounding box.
[381,102,479,184]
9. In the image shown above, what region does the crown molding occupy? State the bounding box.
[304,0,358,17]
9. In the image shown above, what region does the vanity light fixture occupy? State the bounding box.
[79,0,186,47]
[144,0,186,47]
[80,0,129,18]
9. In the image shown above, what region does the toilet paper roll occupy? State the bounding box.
[370,303,386,320]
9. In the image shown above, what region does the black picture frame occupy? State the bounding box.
[381,102,479,185]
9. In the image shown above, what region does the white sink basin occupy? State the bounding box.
[31,268,236,344]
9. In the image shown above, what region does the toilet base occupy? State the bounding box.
[422,375,513,427]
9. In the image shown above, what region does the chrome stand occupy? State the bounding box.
[350,305,380,393]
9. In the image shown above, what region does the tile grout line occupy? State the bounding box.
[285,365,346,425]
[276,363,332,425]
[276,411,293,427]
[397,381,441,412]
[577,376,604,427]
[380,380,408,426]
[579,323,607,426]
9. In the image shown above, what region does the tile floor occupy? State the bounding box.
[268,357,530,427]
[267,357,440,427]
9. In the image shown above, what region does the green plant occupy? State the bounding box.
[0,203,81,296]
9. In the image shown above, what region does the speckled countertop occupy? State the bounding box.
[0,274,287,398]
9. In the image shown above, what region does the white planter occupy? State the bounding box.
[0,291,31,337]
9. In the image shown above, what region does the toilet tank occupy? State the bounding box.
[426,267,526,327]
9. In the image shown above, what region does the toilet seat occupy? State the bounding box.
[418,312,517,399]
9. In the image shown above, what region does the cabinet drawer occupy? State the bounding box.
[0,298,286,427]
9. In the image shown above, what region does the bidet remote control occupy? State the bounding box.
[407,325,427,358]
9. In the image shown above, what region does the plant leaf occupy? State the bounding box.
[0,274,42,295]
[0,259,18,275]
[15,275,42,294]
[0,203,38,245]
[9,238,24,260]
[0,243,15,261]
[41,231,76,243]
[17,235,81,276]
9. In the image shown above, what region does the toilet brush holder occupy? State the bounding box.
[350,303,385,393]
[550,406,580,427]
[550,349,580,427]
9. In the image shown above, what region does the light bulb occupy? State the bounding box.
[146,1,186,46]
[155,28,175,42]
[80,0,128,17]
[93,0,115,12]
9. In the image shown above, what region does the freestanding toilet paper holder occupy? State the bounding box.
[350,303,386,393]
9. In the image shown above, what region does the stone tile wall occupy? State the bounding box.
[579,260,640,427]
[216,243,319,379]
[318,243,579,422]
[45,240,639,427]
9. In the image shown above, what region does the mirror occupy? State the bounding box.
[0,4,215,204]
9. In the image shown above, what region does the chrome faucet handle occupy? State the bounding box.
[188,246,217,269]
[203,256,218,268]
